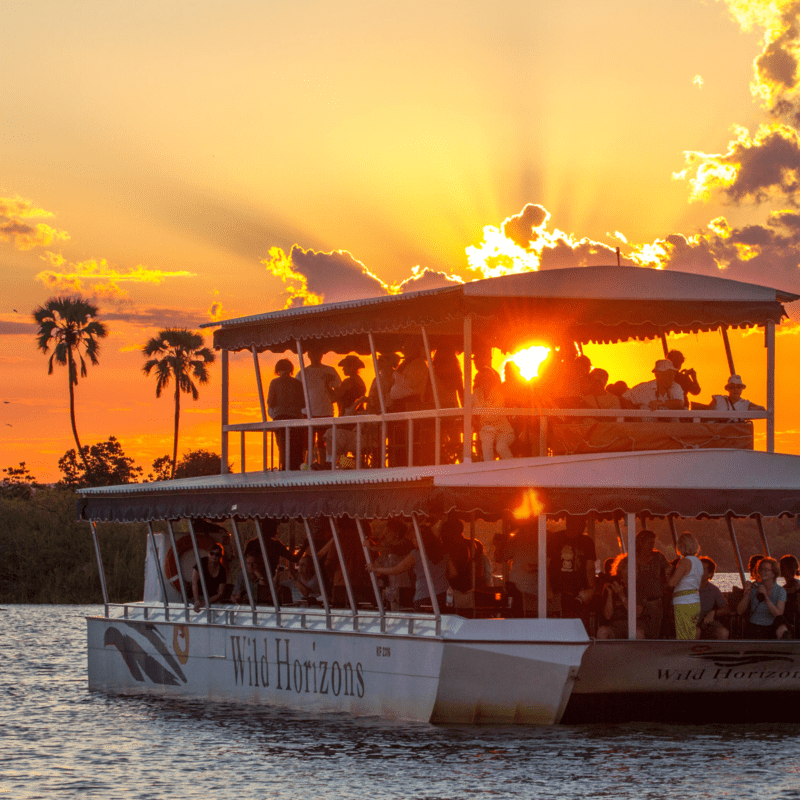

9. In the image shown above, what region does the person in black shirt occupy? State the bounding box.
[548,515,596,621]
[192,543,228,612]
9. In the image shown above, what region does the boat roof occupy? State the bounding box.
[207,266,798,354]
[78,449,800,522]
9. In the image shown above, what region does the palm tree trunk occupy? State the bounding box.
[171,381,181,478]
[68,352,90,473]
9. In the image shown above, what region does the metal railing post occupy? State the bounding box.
[356,518,385,628]
[166,519,190,618]
[89,520,110,615]
[329,518,358,628]
[411,514,441,634]
[755,514,772,558]
[726,515,747,588]
[626,512,637,640]
[302,517,331,627]
[187,518,210,619]
[254,518,282,627]
[147,522,170,620]
[230,518,256,621]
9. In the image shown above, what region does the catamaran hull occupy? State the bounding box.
[87,613,588,724]
[564,639,800,722]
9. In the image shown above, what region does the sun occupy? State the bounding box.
[504,345,550,381]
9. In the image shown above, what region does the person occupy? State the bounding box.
[367,523,450,612]
[192,543,228,612]
[267,358,306,470]
[596,555,645,640]
[635,529,670,639]
[502,361,532,456]
[697,557,730,640]
[737,556,788,639]
[324,355,367,466]
[374,517,415,610]
[431,344,464,462]
[623,359,685,417]
[389,338,430,465]
[439,516,472,593]
[667,349,701,398]
[708,375,764,421]
[780,554,800,637]
[231,552,265,605]
[667,532,703,639]
[317,517,372,607]
[472,348,512,461]
[301,345,341,465]
[548,515,596,620]
[580,368,621,416]
[367,352,398,414]
[498,521,541,617]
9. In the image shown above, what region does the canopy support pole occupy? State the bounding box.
[221,350,229,474]
[766,320,775,453]
[626,513,637,640]
[295,339,314,469]
[356,519,385,630]
[302,518,332,628]
[463,315,473,464]
[187,518,210,619]
[147,522,170,619]
[230,517,256,621]
[167,520,189,618]
[89,520,109,615]
[755,514,772,558]
[420,326,441,466]
[329,517,359,629]
[254,518,282,627]
[660,332,669,357]
[721,326,735,376]
[667,515,679,552]
[725,515,747,588]
[411,514,442,634]
[537,514,547,619]
[367,333,387,468]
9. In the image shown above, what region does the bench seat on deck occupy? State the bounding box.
[549,421,754,456]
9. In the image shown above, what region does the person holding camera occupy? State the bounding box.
[667,350,700,401]
[737,557,788,639]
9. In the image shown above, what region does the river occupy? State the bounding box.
[3,604,800,799]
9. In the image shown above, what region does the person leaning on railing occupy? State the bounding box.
[692,375,764,422]
[623,359,685,418]
[267,358,306,470]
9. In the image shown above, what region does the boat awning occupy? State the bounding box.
[78,450,800,522]
[208,266,798,354]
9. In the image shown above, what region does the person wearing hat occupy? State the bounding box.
[324,354,367,466]
[623,359,685,416]
[708,375,764,421]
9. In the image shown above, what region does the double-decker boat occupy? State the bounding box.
[79,266,800,723]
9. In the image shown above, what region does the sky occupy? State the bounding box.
[4,0,800,482]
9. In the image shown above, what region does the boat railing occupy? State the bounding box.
[225,406,769,472]
[96,600,442,637]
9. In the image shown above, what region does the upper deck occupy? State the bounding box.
[201,266,798,474]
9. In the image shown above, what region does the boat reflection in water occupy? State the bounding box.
[79,266,800,723]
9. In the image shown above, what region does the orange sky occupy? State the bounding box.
[3,0,800,482]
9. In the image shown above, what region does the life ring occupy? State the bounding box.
[164,533,217,590]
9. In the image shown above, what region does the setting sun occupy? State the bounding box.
[505,346,551,381]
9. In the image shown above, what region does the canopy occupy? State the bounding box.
[208,266,798,354]
[78,449,800,523]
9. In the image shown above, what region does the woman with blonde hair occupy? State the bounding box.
[668,533,703,639]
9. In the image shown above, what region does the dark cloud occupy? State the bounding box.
[394,267,463,293]
[289,246,387,304]
[0,320,36,335]
[101,307,208,329]
[502,204,548,249]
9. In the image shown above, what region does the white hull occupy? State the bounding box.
[87,607,588,724]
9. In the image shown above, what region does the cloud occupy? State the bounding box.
[35,257,195,295]
[0,320,37,336]
[693,75,704,89]
[466,205,622,278]
[102,307,209,329]
[0,196,69,251]
[392,266,463,293]
[262,245,390,308]
[208,301,224,321]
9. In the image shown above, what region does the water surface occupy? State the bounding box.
[3,605,800,799]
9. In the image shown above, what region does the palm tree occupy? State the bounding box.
[142,329,216,478]
[33,296,108,472]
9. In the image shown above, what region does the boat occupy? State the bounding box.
[79,265,800,723]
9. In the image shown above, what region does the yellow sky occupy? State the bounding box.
[3,0,800,482]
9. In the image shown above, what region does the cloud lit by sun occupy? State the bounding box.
[693,75,704,89]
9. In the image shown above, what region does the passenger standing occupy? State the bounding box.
[548,515,596,621]
[324,355,366,465]
[668,533,703,639]
[431,344,464,462]
[301,345,341,465]
[635,529,670,639]
[667,350,701,399]
[267,359,306,470]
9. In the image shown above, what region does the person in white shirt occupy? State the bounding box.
[301,344,341,464]
[709,374,764,421]
[623,359,685,417]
